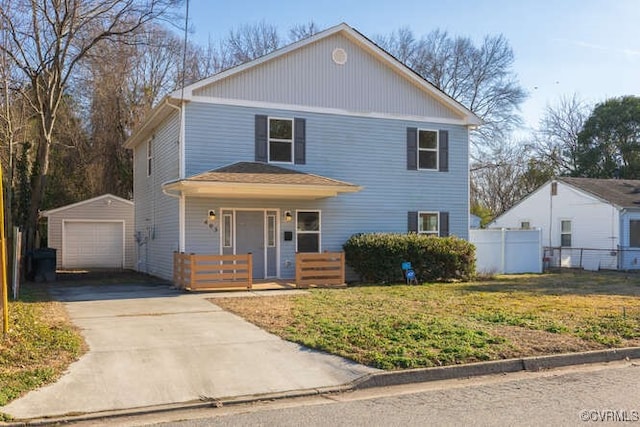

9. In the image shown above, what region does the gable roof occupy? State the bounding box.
[558,177,640,209]
[162,162,362,200]
[41,194,133,217]
[125,23,481,149]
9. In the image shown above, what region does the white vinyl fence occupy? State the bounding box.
[470,228,543,274]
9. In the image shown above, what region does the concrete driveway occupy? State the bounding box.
[3,282,377,420]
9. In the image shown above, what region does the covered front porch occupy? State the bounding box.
[164,162,361,286]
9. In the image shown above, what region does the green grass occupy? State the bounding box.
[0,284,85,406]
[214,271,640,370]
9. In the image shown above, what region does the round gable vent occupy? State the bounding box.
[332,48,347,65]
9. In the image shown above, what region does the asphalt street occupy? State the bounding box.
[86,360,640,427]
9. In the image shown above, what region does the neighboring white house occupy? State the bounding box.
[490,177,640,270]
[41,194,135,270]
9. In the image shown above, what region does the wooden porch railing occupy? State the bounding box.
[173,252,252,290]
[295,252,345,288]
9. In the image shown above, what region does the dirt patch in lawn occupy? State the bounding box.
[487,325,602,359]
[213,295,296,332]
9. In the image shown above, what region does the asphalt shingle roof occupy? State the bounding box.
[559,177,640,209]
[185,162,360,188]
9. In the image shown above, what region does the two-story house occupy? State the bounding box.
[124,23,481,281]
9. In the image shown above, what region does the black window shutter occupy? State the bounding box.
[439,211,449,237]
[408,211,418,233]
[255,115,268,162]
[439,130,449,172]
[407,128,417,170]
[294,118,306,165]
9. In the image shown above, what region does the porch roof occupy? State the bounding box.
[163,162,362,200]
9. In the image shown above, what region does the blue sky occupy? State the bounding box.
[185,0,639,135]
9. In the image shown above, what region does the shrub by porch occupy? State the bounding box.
[343,233,475,283]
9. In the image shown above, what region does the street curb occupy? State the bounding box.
[352,347,640,389]
[4,347,640,426]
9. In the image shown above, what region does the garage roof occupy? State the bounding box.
[41,194,133,217]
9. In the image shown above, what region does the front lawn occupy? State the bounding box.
[213,271,640,370]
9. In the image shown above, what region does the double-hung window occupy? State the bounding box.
[560,220,572,247]
[418,212,439,236]
[296,211,320,252]
[418,129,438,170]
[269,118,293,163]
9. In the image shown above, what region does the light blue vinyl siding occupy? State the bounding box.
[133,110,180,279]
[183,102,469,264]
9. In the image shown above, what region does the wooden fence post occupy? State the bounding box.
[246,253,253,290]
[189,253,196,290]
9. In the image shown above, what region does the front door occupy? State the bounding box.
[235,211,265,279]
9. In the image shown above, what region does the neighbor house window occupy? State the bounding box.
[560,220,572,247]
[296,211,320,252]
[147,139,153,176]
[630,220,640,247]
[223,214,233,247]
[269,118,293,163]
[418,212,439,236]
[418,129,438,170]
[521,221,531,229]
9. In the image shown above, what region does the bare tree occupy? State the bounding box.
[191,21,314,78]
[0,0,180,250]
[471,140,553,217]
[289,21,320,42]
[535,94,591,176]
[127,25,184,119]
[224,21,281,65]
[377,28,527,151]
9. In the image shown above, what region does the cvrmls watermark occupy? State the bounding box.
[580,410,640,422]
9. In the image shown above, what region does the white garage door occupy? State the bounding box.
[63,221,124,269]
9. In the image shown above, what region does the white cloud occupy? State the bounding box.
[554,38,640,60]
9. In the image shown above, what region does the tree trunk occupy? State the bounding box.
[25,126,52,252]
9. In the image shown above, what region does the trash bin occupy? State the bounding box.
[32,248,57,282]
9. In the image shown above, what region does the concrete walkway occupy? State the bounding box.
[2,283,377,420]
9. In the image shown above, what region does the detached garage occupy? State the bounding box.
[42,194,135,270]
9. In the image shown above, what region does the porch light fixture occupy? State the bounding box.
[208,209,216,222]
[284,211,292,222]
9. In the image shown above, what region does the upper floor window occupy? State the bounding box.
[147,139,153,176]
[255,115,305,165]
[418,130,438,170]
[407,128,448,172]
[521,221,531,229]
[418,212,439,236]
[269,118,293,163]
[560,220,572,247]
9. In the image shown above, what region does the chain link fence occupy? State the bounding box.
[543,246,640,271]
